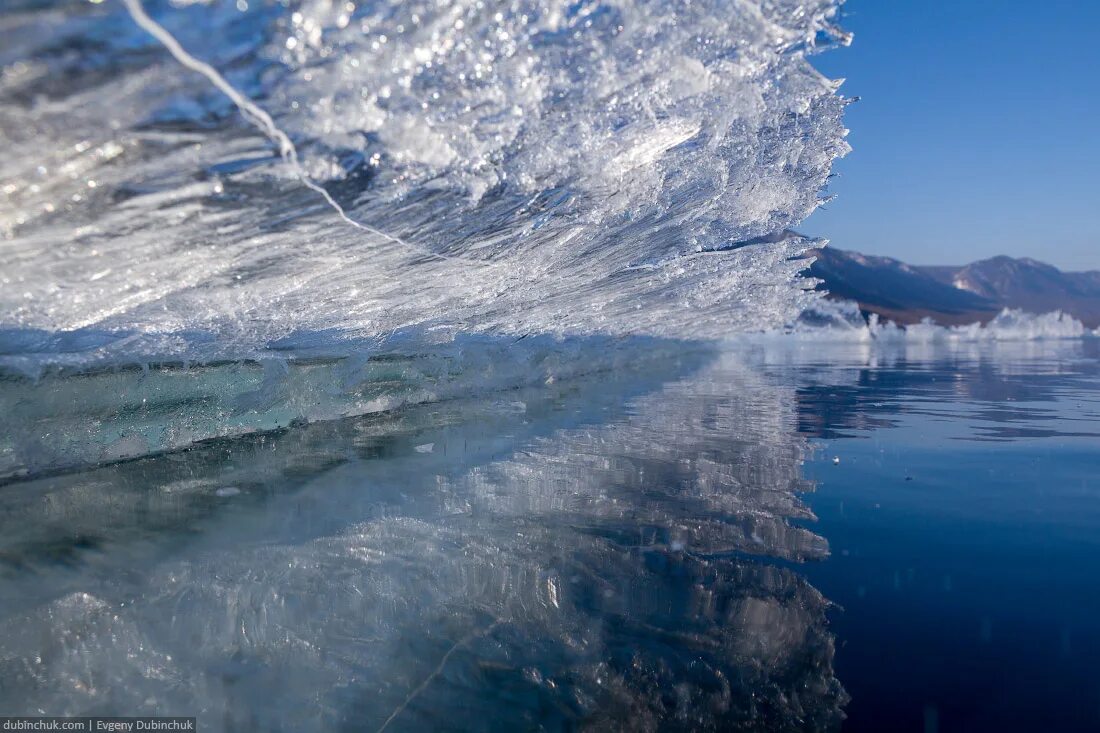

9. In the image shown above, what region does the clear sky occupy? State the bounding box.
[802,0,1100,271]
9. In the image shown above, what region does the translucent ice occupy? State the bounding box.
[0,0,849,361]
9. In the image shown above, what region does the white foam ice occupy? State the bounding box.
[785,299,1093,343]
[902,309,1089,342]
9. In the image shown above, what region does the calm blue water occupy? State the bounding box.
[0,338,1097,731]
[794,341,1100,732]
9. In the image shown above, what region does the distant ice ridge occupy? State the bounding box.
[0,0,850,368]
[900,310,1091,342]
[787,299,1095,342]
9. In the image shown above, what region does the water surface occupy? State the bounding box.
[0,338,1097,731]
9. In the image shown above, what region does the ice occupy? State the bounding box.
[787,300,1092,343]
[0,332,693,479]
[0,0,849,361]
[0,0,853,475]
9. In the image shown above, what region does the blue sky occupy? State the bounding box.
[802,0,1100,271]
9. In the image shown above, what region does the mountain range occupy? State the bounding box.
[807,247,1100,328]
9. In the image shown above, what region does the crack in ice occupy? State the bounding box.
[375,619,503,733]
[119,0,486,268]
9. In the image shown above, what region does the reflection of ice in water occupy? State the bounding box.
[0,349,845,730]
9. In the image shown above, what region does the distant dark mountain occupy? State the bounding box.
[918,256,1100,326]
[806,247,999,325]
[806,248,1100,327]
